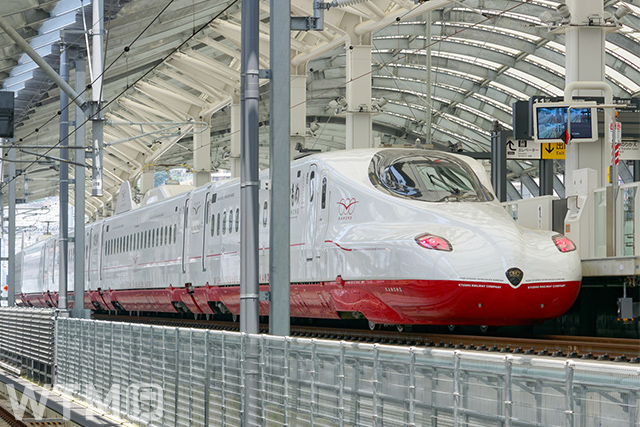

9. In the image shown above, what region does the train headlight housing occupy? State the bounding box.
[415,233,452,252]
[552,234,576,252]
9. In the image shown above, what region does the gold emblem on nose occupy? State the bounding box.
[506,268,524,287]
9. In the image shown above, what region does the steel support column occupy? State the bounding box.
[540,159,554,196]
[74,55,88,318]
[268,0,291,337]
[7,146,15,307]
[58,44,70,310]
[491,122,508,202]
[240,0,260,335]
[240,0,260,422]
[91,0,105,197]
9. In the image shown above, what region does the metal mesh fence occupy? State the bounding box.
[0,307,56,383]
[55,318,640,426]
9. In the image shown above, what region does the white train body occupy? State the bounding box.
[18,148,582,326]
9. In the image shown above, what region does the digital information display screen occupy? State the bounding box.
[535,106,595,141]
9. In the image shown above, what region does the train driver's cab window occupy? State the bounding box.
[369,149,494,203]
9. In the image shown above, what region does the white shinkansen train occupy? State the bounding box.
[17,148,582,328]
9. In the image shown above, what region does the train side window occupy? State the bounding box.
[160,227,164,246]
[216,213,220,236]
[211,214,215,237]
[222,211,227,234]
[263,201,268,227]
[174,224,177,244]
[156,228,159,246]
[228,210,233,232]
[164,226,168,245]
[169,226,172,244]
[309,170,315,202]
[321,177,327,209]
[235,208,239,232]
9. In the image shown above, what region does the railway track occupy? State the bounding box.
[0,401,29,427]
[93,314,640,362]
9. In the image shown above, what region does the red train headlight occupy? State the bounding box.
[415,233,452,252]
[552,234,576,252]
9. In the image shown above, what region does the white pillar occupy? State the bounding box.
[141,168,154,194]
[564,0,608,195]
[290,74,306,158]
[230,95,241,178]
[193,117,211,187]
[346,45,372,150]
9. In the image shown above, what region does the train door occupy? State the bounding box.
[181,198,189,273]
[40,245,46,288]
[202,192,211,271]
[89,226,101,286]
[305,164,319,261]
[99,224,105,280]
[318,171,330,244]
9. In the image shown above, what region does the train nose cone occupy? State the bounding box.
[506,268,524,287]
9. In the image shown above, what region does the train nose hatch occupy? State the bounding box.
[506,268,524,287]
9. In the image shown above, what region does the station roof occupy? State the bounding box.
[0,0,639,218]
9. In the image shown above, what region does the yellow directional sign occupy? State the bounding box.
[541,142,565,159]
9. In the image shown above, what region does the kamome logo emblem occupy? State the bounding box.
[337,198,358,216]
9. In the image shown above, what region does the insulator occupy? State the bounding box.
[330,0,368,8]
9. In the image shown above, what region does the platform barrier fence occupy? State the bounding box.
[54,318,640,427]
[0,307,56,383]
